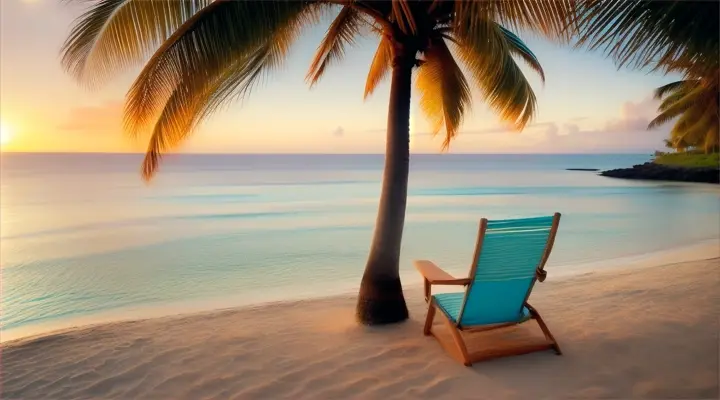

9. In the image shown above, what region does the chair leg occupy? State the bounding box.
[527,303,562,355]
[423,299,436,336]
[440,312,472,366]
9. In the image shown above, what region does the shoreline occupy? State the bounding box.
[3,254,718,399]
[3,238,718,345]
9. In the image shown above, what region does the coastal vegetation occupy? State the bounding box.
[654,152,720,169]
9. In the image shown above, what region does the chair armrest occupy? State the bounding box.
[414,260,470,302]
[414,260,469,284]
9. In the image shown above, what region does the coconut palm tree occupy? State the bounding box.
[60,0,577,325]
[574,0,719,155]
[573,0,718,78]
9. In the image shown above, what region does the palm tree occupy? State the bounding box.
[648,79,719,154]
[61,0,577,325]
[573,0,718,78]
[574,0,719,155]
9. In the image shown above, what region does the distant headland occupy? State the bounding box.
[599,153,719,184]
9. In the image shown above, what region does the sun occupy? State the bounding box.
[0,123,13,146]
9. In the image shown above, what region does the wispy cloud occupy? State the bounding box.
[538,97,667,152]
[332,126,344,137]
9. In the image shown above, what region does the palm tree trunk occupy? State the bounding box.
[356,43,414,325]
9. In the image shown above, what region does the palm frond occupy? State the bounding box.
[648,84,708,129]
[142,43,283,180]
[364,35,393,99]
[676,103,716,148]
[306,5,364,87]
[658,90,688,113]
[453,5,508,76]
[574,0,719,74]
[499,25,545,82]
[138,3,322,180]
[455,0,579,42]
[390,0,417,35]
[454,21,539,130]
[653,79,697,100]
[648,107,684,130]
[702,124,719,152]
[61,0,211,87]
[415,38,471,150]
[124,0,318,138]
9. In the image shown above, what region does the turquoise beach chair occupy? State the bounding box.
[414,213,562,366]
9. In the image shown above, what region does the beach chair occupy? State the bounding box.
[414,213,562,366]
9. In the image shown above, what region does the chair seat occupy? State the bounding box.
[433,292,531,326]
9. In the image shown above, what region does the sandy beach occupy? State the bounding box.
[3,251,719,399]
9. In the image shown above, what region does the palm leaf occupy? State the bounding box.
[415,38,471,150]
[574,0,719,75]
[61,0,211,87]
[648,84,708,129]
[306,5,364,87]
[677,104,715,148]
[499,25,545,82]
[390,0,417,35]
[658,90,689,113]
[455,0,579,42]
[454,21,539,130]
[669,110,697,141]
[139,4,323,179]
[653,79,697,100]
[649,107,685,130]
[124,0,317,138]
[453,5,509,76]
[364,35,393,99]
[702,124,719,152]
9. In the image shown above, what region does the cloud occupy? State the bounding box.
[58,101,124,133]
[332,126,344,137]
[595,96,660,133]
[563,123,580,135]
[538,97,668,152]
[544,123,559,139]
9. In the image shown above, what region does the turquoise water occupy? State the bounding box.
[1,153,718,334]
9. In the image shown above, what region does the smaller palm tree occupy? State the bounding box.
[574,0,718,78]
[574,1,719,155]
[648,78,719,154]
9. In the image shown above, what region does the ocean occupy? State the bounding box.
[1,153,718,338]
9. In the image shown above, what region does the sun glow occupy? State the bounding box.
[0,123,13,146]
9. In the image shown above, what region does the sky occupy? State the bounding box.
[0,0,682,154]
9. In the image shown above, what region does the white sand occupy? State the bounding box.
[3,255,719,399]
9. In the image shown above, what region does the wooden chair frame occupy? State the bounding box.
[415,213,562,366]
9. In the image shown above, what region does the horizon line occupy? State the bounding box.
[0,151,658,156]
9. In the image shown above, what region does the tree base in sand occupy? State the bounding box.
[356,275,409,325]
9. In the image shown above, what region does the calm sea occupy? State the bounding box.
[1,153,718,337]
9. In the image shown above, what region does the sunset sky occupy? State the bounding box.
[0,0,681,154]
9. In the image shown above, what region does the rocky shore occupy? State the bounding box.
[600,162,719,184]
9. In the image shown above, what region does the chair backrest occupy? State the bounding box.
[456,213,561,327]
